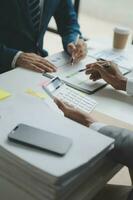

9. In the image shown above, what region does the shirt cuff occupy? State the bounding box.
[11,51,23,69]
[90,122,107,131]
[126,78,133,96]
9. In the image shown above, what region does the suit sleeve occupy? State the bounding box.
[0,44,18,73]
[54,0,81,51]
[99,125,133,168]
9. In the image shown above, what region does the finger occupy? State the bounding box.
[94,63,114,82]
[30,64,44,73]
[34,62,52,72]
[69,40,87,63]
[90,74,101,81]
[34,56,56,68]
[86,62,105,72]
[86,61,107,69]
[43,59,57,69]
[35,62,55,73]
[86,63,97,69]
[79,52,87,59]
[54,98,66,112]
[71,51,85,63]
[89,74,96,80]
[68,43,76,55]
[76,40,87,52]
[86,68,96,75]
[90,71,101,79]
[73,44,84,57]
[74,50,87,61]
[39,59,57,72]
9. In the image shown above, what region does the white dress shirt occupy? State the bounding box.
[126,78,133,96]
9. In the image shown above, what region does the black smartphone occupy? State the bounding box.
[8,124,72,156]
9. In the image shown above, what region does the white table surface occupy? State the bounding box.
[0,60,132,199]
[0,68,117,200]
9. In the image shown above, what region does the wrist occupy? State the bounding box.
[15,52,24,67]
[119,77,127,91]
[11,51,23,68]
[84,116,96,127]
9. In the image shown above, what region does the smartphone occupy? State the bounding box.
[42,77,63,99]
[8,124,72,156]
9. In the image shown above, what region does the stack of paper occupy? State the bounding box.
[0,95,115,200]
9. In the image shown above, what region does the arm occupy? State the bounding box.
[0,44,18,73]
[0,44,57,74]
[86,61,133,95]
[0,1,57,74]
[98,125,133,168]
[54,98,133,168]
[54,0,87,62]
[54,0,81,50]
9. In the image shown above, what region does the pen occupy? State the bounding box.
[71,35,80,66]
[78,68,86,72]
[66,60,110,79]
[78,60,109,73]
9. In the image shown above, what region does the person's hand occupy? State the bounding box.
[67,38,87,64]
[86,61,127,91]
[54,98,95,127]
[16,53,57,73]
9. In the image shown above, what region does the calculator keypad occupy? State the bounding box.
[55,86,97,113]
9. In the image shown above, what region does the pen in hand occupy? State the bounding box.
[78,60,110,73]
[71,35,80,66]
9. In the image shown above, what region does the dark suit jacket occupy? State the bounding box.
[0,0,80,73]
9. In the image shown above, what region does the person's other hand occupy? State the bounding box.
[86,61,127,91]
[16,53,57,73]
[54,98,95,127]
[67,39,87,64]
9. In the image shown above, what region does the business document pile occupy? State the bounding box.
[0,95,117,200]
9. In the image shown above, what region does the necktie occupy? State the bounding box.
[28,0,41,34]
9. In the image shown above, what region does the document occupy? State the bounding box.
[87,39,133,70]
[89,48,133,70]
[45,51,106,94]
[45,50,130,94]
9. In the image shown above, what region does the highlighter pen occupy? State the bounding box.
[71,35,80,66]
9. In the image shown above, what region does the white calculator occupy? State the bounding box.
[42,77,97,113]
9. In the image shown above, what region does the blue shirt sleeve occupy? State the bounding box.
[54,0,81,52]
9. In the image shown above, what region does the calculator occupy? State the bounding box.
[42,77,97,113]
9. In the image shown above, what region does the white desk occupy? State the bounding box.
[0,68,125,200]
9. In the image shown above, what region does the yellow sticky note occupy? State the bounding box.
[26,89,48,99]
[0,89,11,100]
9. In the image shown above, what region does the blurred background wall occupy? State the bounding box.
[80,0,133,29]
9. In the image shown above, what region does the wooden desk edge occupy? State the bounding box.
[91,110,133,131]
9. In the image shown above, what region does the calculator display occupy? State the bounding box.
[47,77,62,92]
